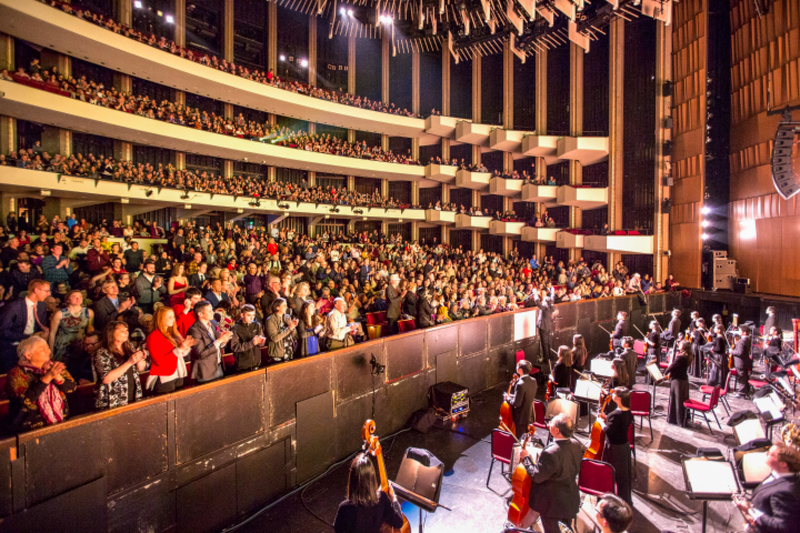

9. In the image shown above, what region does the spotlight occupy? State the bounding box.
[165,14,174,23]
[347,8,354,16]
[279,54,286,62]
[278,203,290,210]
[340,7,346,15]
[701,206,711,215]
[325,214,330,219]
[380,14,393,24]
[701,233,710,240]
[134,0,142,8]
[300,59,308,68]
[353,208,364,215]
[701,220,710,228]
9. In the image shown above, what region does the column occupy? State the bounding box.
[411,182,420,205]
[607,19,625,271]
[116,0,132,26]
[348,33,356,144]
[535,49,548,260]
[653,21,673,282]
[42,127,72,156]
[40,50,70,78]
[381,179,388,199]
[268,166,277,182]
[441,35,451,163]
[174,0,186,48]
[347,176,355,191]
[307,171,316,187]
[308,15,317,87]
[113,74,133,161]
[381,31,390,151]
[174,152,186,171]
[503,41,515,256]
[411,222,419,242]
[568,43,584,262]
[223,160,234,180]
[223,0,234,62]
[0,117,17,156]
[0,32,14,71]
[268,2,277,127]
[411,48,420,161]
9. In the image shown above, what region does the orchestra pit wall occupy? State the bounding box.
[0,294,679,533]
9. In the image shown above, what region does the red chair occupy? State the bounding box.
[222,354,236,369]
[486,428,516,488]
[627,423,637,481]
[701,372,732,416]
[630,390,653,441]
[633,340,647,359]
[366,313,379,326]
[516,350,525,364]
[378,311,388,324]
[398,319,416,333]
[0,400,8,418]
[684,386,722,434]
[578,459,617,497]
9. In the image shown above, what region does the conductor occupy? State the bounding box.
[611,312,628,352]
[537,290,558,363]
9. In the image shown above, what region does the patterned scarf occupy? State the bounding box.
[19,363,65,425]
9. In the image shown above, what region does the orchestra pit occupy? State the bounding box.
[1,0,800,532]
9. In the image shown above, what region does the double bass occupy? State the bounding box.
[500,374,519,436]
[361,420,412,533]
[584,391,612,460]
[500,421,535,527]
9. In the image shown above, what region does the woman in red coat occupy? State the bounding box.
[146,306,196,394]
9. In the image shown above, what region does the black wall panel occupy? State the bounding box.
[0,438,13,518]
[578,300,596,323]
[269,358,332,426]
[384,372,431,434]
[297,392,336,483]
[456,353,488,397]
[236,439,289,517]
[336,345,382,401]
[176,464,237,533]
[175,375,265,465]
[384,332,425,382]
[557,301,577,330]
[426,324,458,357]
[435,350,458,384]
[594,298,613,323]
[486,346,515,391]
[335,389,392,459]
[107,475,174,533]
[489,313,514,348]
[459,320,487,356]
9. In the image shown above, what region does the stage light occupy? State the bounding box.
[701,233,710,240]
[347,8,354,16]
[340,7,346,15]
[701,206,711,215]
[165,14,174,23]
[701,220,710,227]
[279,54,286,61]
[300,59,308,68]
[134,0,142,8]
[380,15,393,24]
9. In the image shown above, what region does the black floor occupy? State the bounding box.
[227,370,755,533]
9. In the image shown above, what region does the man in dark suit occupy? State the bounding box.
[187,300,232,383]
[616,336,638,389]
[537,290,558,363]
[93,279,136,333]
[0,279,50,372]
[611,311,629,352]
[520,413,583,533]
[386,274,405,334]
[189,262,210,291]
[735,442,800,533]
[731,327,753,396]
[660,309,681,346]
[505,360,539,440]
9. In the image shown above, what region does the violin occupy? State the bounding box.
[584,393,612,460]
[500,421,534,527]
[500,374,519,436]
[362,420,412,533]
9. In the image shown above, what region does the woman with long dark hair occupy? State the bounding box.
[599,387,634,505]
[571,334,588,372]
[297,301,322,357]
[93,321,147,410]
[333,453,404,533]
[665,340,692,427]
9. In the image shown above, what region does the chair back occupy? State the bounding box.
[533,400,547,429]
[490,428,516,464]
[721,371,733,395]
[629,390,651,416]
[709,386,721,409]
[627,423,635,449]
[516,350,525,364]
[633,340,647,357]
[366,313,378,325]
[578,459,617,496]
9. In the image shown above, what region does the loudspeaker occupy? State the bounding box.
[662,81,673,97]
[407,408,437,434]
[734,279,751,294]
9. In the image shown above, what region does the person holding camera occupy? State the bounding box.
[93,320,147,410]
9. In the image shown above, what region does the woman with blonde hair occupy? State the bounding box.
[145,306,196,394]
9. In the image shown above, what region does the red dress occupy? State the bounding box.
[168,278,188,307]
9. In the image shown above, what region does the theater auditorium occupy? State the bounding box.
[0,0,800,532]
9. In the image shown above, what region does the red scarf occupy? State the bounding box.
[19,363,65,425]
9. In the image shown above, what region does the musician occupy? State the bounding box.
[665,341,692,427]
[594,493,634,533]
[707,324,728,388]
[519,413,583,533]
[660,309,681,347]
[712,313,724,330]
[504,359,538,439]
[734,442,800,533]
[763,326,784,377]
[690,318,708,378]
[538,291,558,364]
[616,337,637,390]
[552,345,573,391]
[763,306,777,337]
[731,328,753,396]
[599,387,633,505]
[611,312,628,352]
[333,453,404,533]
[688,311,701,333]
[571,334,588,373]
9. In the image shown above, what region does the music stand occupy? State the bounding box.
[682,456,740,533]
[590,358,615,379]
[545,398,579,428]
[573,378,603,430]
[731,417,766,446]
[391,447,451,533]
[754,392,785,439]
[645,361,666,412]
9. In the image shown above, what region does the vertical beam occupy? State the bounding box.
[268,2,278,74]
[42,127,71,156]
[174,0,186,48]
[411,48,420,161]
[569,43,584,262]
[381,179,388,199]
[307,171,315,187]
[471,54,482,166]
[347,176,355,191]
[174,152,186,171]
[308,15,317,87]
[411,182,420,205]
[113,140,132,162]
[535,49,548,260]
[654,21,672,283]
[411,222,419,242]
[381,31,390,151]
[607,18,625,270]
[223,0,234,62]
[0,117,17,156]
[441,36,451,163]
[40,50,70,78]
[223,160,234,180]
[503,42,515,256]
[348,33,356,144]
[116,0,132,26]
[0,33,14,72]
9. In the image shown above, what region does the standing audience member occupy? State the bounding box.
[265,298,298,363]
[93,279,135,332]
[48,290,94,363]
[167,263,189,307]
[145,306,196,394]
[134,260,166,313]
[326,297,356,350]
[174,287,203,336]
[0,279,51,372]
[5,336,76,432]
[93,321,147,410]
[230,304,266,372]
[187,300,233,383]
[297,301,323,357]
[41,243,73,289]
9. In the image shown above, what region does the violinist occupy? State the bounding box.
[611,312,628,352]
[504,360,538,439]
[598,387,633,505]
[660,309,681,347]
[616,337,637,390]
[690,318,708,378]
[519,413,583,533]
[571,334,588,373]
[687,311,701,334]
[706,324,728,388]
[644,321,661,384]
[763,326,784,377]
[552,346,573,391]
[602,359,629,415]
[665,341,692,427]
[731,327,753,396]
[333,453,405,533]
[711,313,724,330]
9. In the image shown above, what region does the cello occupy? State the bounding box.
[500,374,519,436]
[361,420,412,533]
[584,391,612,460]
[500,421,535,527]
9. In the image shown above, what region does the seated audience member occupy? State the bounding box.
[93,321,147,410]
[594,493,634,533]
[266,298,298,363]
[230,304,266,372]
[0,279,51,373]
[187,300,232,383]
[145,306,196,394]
[6,336,76,432]
[67,330,102,384]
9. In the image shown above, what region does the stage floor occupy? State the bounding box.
[229,370,755,533]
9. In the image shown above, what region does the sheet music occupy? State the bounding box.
[683,458,738,497]
[742,452,771,484]
[733,418,766,445]
[574,379,602,401]
[754,394,783,421]
[511,443,543,472]
[591,358,615,378]
[646,361,664,381]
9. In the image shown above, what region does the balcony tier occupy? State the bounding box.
[455,170,492,190]
[556,231,586,249]
[489,221,525,236]
[521,227,559,242]
[584,235,655,254]
[455,214,492,230]
[425,210,457,225]
[520,184,558,205]
[556,186,609,210]
[424,163,458,183]
[489,177,523,197]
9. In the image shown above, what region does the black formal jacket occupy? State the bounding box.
[188,320,224,382]
[522,438,583,520]
[731,336,752,370]
[386,285,402,320]
[612,320,629,342]
[750,474,800,533]
[230,320,264,371]
[93,297,123,333]
[538,299,554,331]
[418,298,435,327]
[0,298,47,345]
[510,373,538,437]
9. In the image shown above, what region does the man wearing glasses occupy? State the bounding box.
[0,279,51,372]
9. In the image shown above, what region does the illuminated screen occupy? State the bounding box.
[514,309,539,341]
